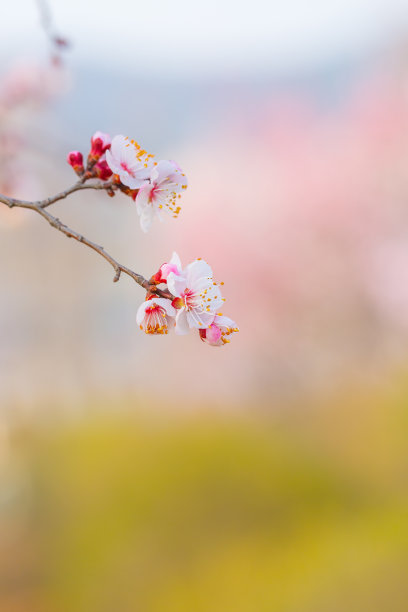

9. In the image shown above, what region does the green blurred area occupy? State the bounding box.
[1,376,408,611]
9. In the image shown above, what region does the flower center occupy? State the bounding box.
[141,304,168,334]
[182,289,196,311]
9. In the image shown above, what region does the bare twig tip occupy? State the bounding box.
[113,269,121,282]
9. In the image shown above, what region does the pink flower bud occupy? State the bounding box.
[206,324,222,344]
[151,252,182,284]
[89,131,111,160]
[67,151,84,175]
[94,160,113,181]
[199,324,222,346]
[160,262,179,280]
[199,315,239,346]
[153,262,180,284]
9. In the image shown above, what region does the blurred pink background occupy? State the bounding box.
[2,2,408,408]
[1,3,408,612]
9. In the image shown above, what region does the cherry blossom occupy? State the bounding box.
[199,314,239,346]
[136,297,176,335]
[135,160,187,232]
[140,254,238,346]
[41,131,238,347]
[167,258,224,334]
[105,135,154,189]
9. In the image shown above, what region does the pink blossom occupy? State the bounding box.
[136,297,175,335]
[135,160,187,232]
[199,314,239,346]
[105,135,154,189]
[167,259,224,334]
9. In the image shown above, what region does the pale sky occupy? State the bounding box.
[2,0,408,76]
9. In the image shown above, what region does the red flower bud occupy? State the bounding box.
[67,151,84,175]
[94,160,113,181]
[151,269,163,284]
[89,131,111,161]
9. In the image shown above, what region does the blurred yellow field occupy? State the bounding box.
[0,374,406,611]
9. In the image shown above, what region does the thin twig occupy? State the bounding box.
[35,0,68,45]
[0,183,173,298]
[0,180,115,210]
[35,0,53,36]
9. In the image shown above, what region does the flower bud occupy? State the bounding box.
[152,262,180,284]
[89,131,111,161]
[67,151,84,175]
[94,159,113,181]
[199,324,222,346]
[199,315,239,346]
[206,324,222,344]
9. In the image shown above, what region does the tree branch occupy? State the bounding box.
[35,0,69,58]
[0,180,115,210]
[0,183,173,299]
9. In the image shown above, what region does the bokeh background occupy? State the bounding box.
[0,0,408,610]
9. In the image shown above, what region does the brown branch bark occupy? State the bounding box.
[1,180,114,209]
[0,182,173,299]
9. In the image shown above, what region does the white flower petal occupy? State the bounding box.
[120,172,150,190]
[153,298,176,317]
[167,271,187,297]
[214,315,237,330]
[105,148,121,175]
[175,309,190,335]
[110,134,127,158]
[139,208,154,233]
[136,301,149,325]
[186,309,215,329]
[169,251,182,272]
[186,260,213,285]
[135,184,153,212]
[155,160,178,182]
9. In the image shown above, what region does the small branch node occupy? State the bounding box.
[113,269,121,282]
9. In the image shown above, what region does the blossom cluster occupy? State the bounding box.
[67,133,237,347]
[138,253,239,346]
[67,132,187,232]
